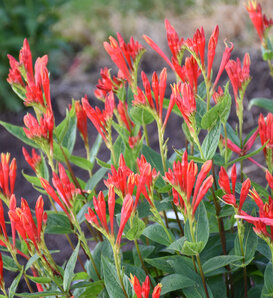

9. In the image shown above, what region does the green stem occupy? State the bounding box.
[236,218,248,298]
[85,141,93,178]
[267,60,273,80]
[224,123,228,168]
[143,123,150,147]
[134,239,149,276]
[113,248,128,298]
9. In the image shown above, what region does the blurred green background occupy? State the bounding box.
[0,0,271,111]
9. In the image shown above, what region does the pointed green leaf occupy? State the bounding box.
[203,255,243,275]
[45,212,72,234]
[160,273,195,295]
[9,267,24,298]
[202,120,221,160]
[248,97,273,113]
[63,241,80,291]
[142,223,174,246]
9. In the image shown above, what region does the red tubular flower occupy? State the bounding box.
[23,110,54,154]
[104,154,134,197]
[164,151,213,218]
[108,185,115,235]
[8,197,47,251]
[239,178,251,211]
[152,283,162,298]
[165,19,184,60]
[104,33,144,83]
[85,208,100,227]
[82,93,114,144]
[10,194,17,247]
[222,129,263,169]
[116,193,133,245]
[259,113,273,167]
[213,42,234,89]
[0,153,16,199]
[19,39,34,81]
[192,27,206,66]
[35,196,45,242]
[117,101,134,133]
[245,1,273,41]
[22,147,41,173]
[207,25,219,81]
[130,275,142,298]
[93,192,109,233]
[95,67,123,99]
[172,82,196,134]
[212,86,224,104]
[7,54,24,86]
[75,100,88,145]
[225,53,251,105]
[40,177,71,218]
[218,165,251,211]
[52,163,80,209]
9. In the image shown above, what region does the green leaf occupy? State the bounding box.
[144,255,181,273]
[2,254,18,272]
[257,238,271,260]
[203,255,243,275]
[160,274,195,295]
[142,223,174,246]
[74,280,104,297]
[9,267,24,298]
[130,105,154,125]
[63,241,80,291]
[0,121,37,148]
[96,158,111,169]
[102,256,125,298]
[225,122,240,147]
[45,212,73,234]
[261,46,273,61]
[234,223,258,266]
[168,237,186,252]
[195,97,207,128]
[85,167,108,191]
[195,201,210,249]
[202,120,221,160]
[90,134,102,165]
[69,155,93,171]
[132,245,155,267]
[248,97,273,113]
[112,136,125,165]
[181,240,204,256]
[125,216,145,241]
[25,275,52,284]
[25,254,40,271]
[263,263,273,296]
[22,171,43,189]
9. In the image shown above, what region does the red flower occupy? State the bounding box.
[213,41,234,89]
[225,53,251,105]
[222,129,263,169]
[82,93,114,144]
[164,151,213,217]
[259,113,273,167]
[22,147,41,174]
[116,193,133,245]
[171,82,196,134]
[104,33,144,83]
[8,196,47,251]
[207,25,219,81]
[117,101,134,133]
[94,67,123,99]
[0,153,16,199]
[52,163,81,209]
[133,68,170,123]
[75,100,88,145]
[104,154,134,197]
[130,275,162,298]
[245,1,273,41]
[165,19,184,61]
[236,186,273,241]
[23,109,54,153]
[85,187,116,236]
[219,165,251,212]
